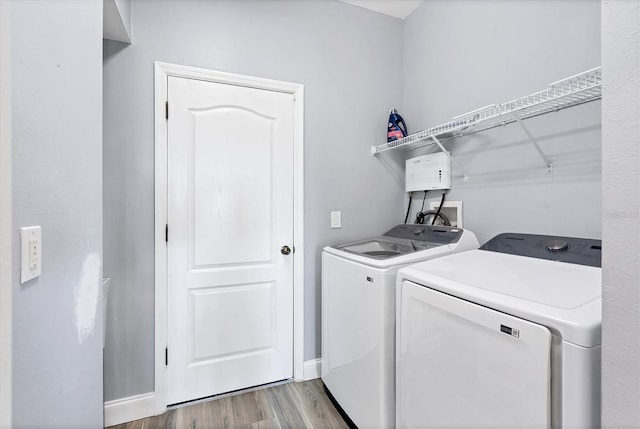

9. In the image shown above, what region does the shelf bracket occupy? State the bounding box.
[514,112,553,174]
[430,135,469,182]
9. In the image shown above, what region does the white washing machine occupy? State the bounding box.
[396,232,602,429]
[322,224,479,428]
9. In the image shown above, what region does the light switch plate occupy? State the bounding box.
[331,211,342,229]
[20,226,41,284]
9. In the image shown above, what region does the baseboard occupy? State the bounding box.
[104,392,156,427]
[105,362,321,426]
[303,358,321,381]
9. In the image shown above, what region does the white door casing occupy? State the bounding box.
[0,1,12,424]
[154,63,304,412]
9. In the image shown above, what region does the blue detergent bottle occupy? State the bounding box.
[387,108,408,142]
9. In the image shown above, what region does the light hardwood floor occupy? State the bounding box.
[107,379,352,429]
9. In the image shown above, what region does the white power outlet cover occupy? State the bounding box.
[20,226,42,284]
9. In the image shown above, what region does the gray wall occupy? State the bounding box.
[114,0,131,37]
[403,0,601,244]
[103,0,405,401]
[10,0,104,427]
[601,1,640,427]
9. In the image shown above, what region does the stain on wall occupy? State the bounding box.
[75,253,101,344]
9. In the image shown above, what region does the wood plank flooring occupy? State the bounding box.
[107,379,352,429]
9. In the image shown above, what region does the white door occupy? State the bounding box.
[166,76,294,405]
[397,281,552,428]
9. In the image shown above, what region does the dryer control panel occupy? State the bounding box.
[480,233,602,267]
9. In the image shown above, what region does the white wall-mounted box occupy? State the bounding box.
[406,152,452,192]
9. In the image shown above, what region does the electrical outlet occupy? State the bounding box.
[20,226,42,284]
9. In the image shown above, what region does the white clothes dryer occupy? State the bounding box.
[396,232,602,429]
[322,224,479,428]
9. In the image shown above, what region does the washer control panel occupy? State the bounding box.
[383,224,464,244]
[480,233,601,267]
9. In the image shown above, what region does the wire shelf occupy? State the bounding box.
[372,67,602,155]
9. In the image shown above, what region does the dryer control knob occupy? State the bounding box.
[413,228,424,235]
[546,240,569,252]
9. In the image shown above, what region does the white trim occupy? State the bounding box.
[153,62,304,416]
[104,392,157,427]
[153,61,169,416]
[303,359,322,381]
[292,75,305,384]
[0,1,12,426]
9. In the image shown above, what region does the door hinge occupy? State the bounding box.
[165,101,169,120]
[165,224,168,243]
[165,347,168,366]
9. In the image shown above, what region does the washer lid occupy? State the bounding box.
[398,249,602,347]
[334,236,442,260]
[324,226,479,269]
[325,236,453,268]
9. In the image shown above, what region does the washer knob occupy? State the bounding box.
[546,240,569,252]
[413,228,424,235]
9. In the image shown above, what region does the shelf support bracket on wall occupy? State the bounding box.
[514,112,553,174]
[430,135,469,182]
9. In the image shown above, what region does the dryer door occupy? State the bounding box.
[397,280,551,428]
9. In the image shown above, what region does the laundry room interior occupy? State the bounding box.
[2,0,639,428]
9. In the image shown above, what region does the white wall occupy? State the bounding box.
[114,0,131,35]
[10,0,104,427]
[601,1,640,427]
[403,0,601,244]
[104,0,132,43]
[103,0,404,401]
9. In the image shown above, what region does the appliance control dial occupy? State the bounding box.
[413,228,424,235]
[546,240,569,252]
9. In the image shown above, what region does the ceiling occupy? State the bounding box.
[338,0,424,19]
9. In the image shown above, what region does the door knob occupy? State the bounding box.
[281,245,292,255]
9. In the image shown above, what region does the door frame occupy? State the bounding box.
[0,1,12,425]
[153,62,304,413]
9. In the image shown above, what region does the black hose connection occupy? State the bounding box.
[412,190,450,226]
